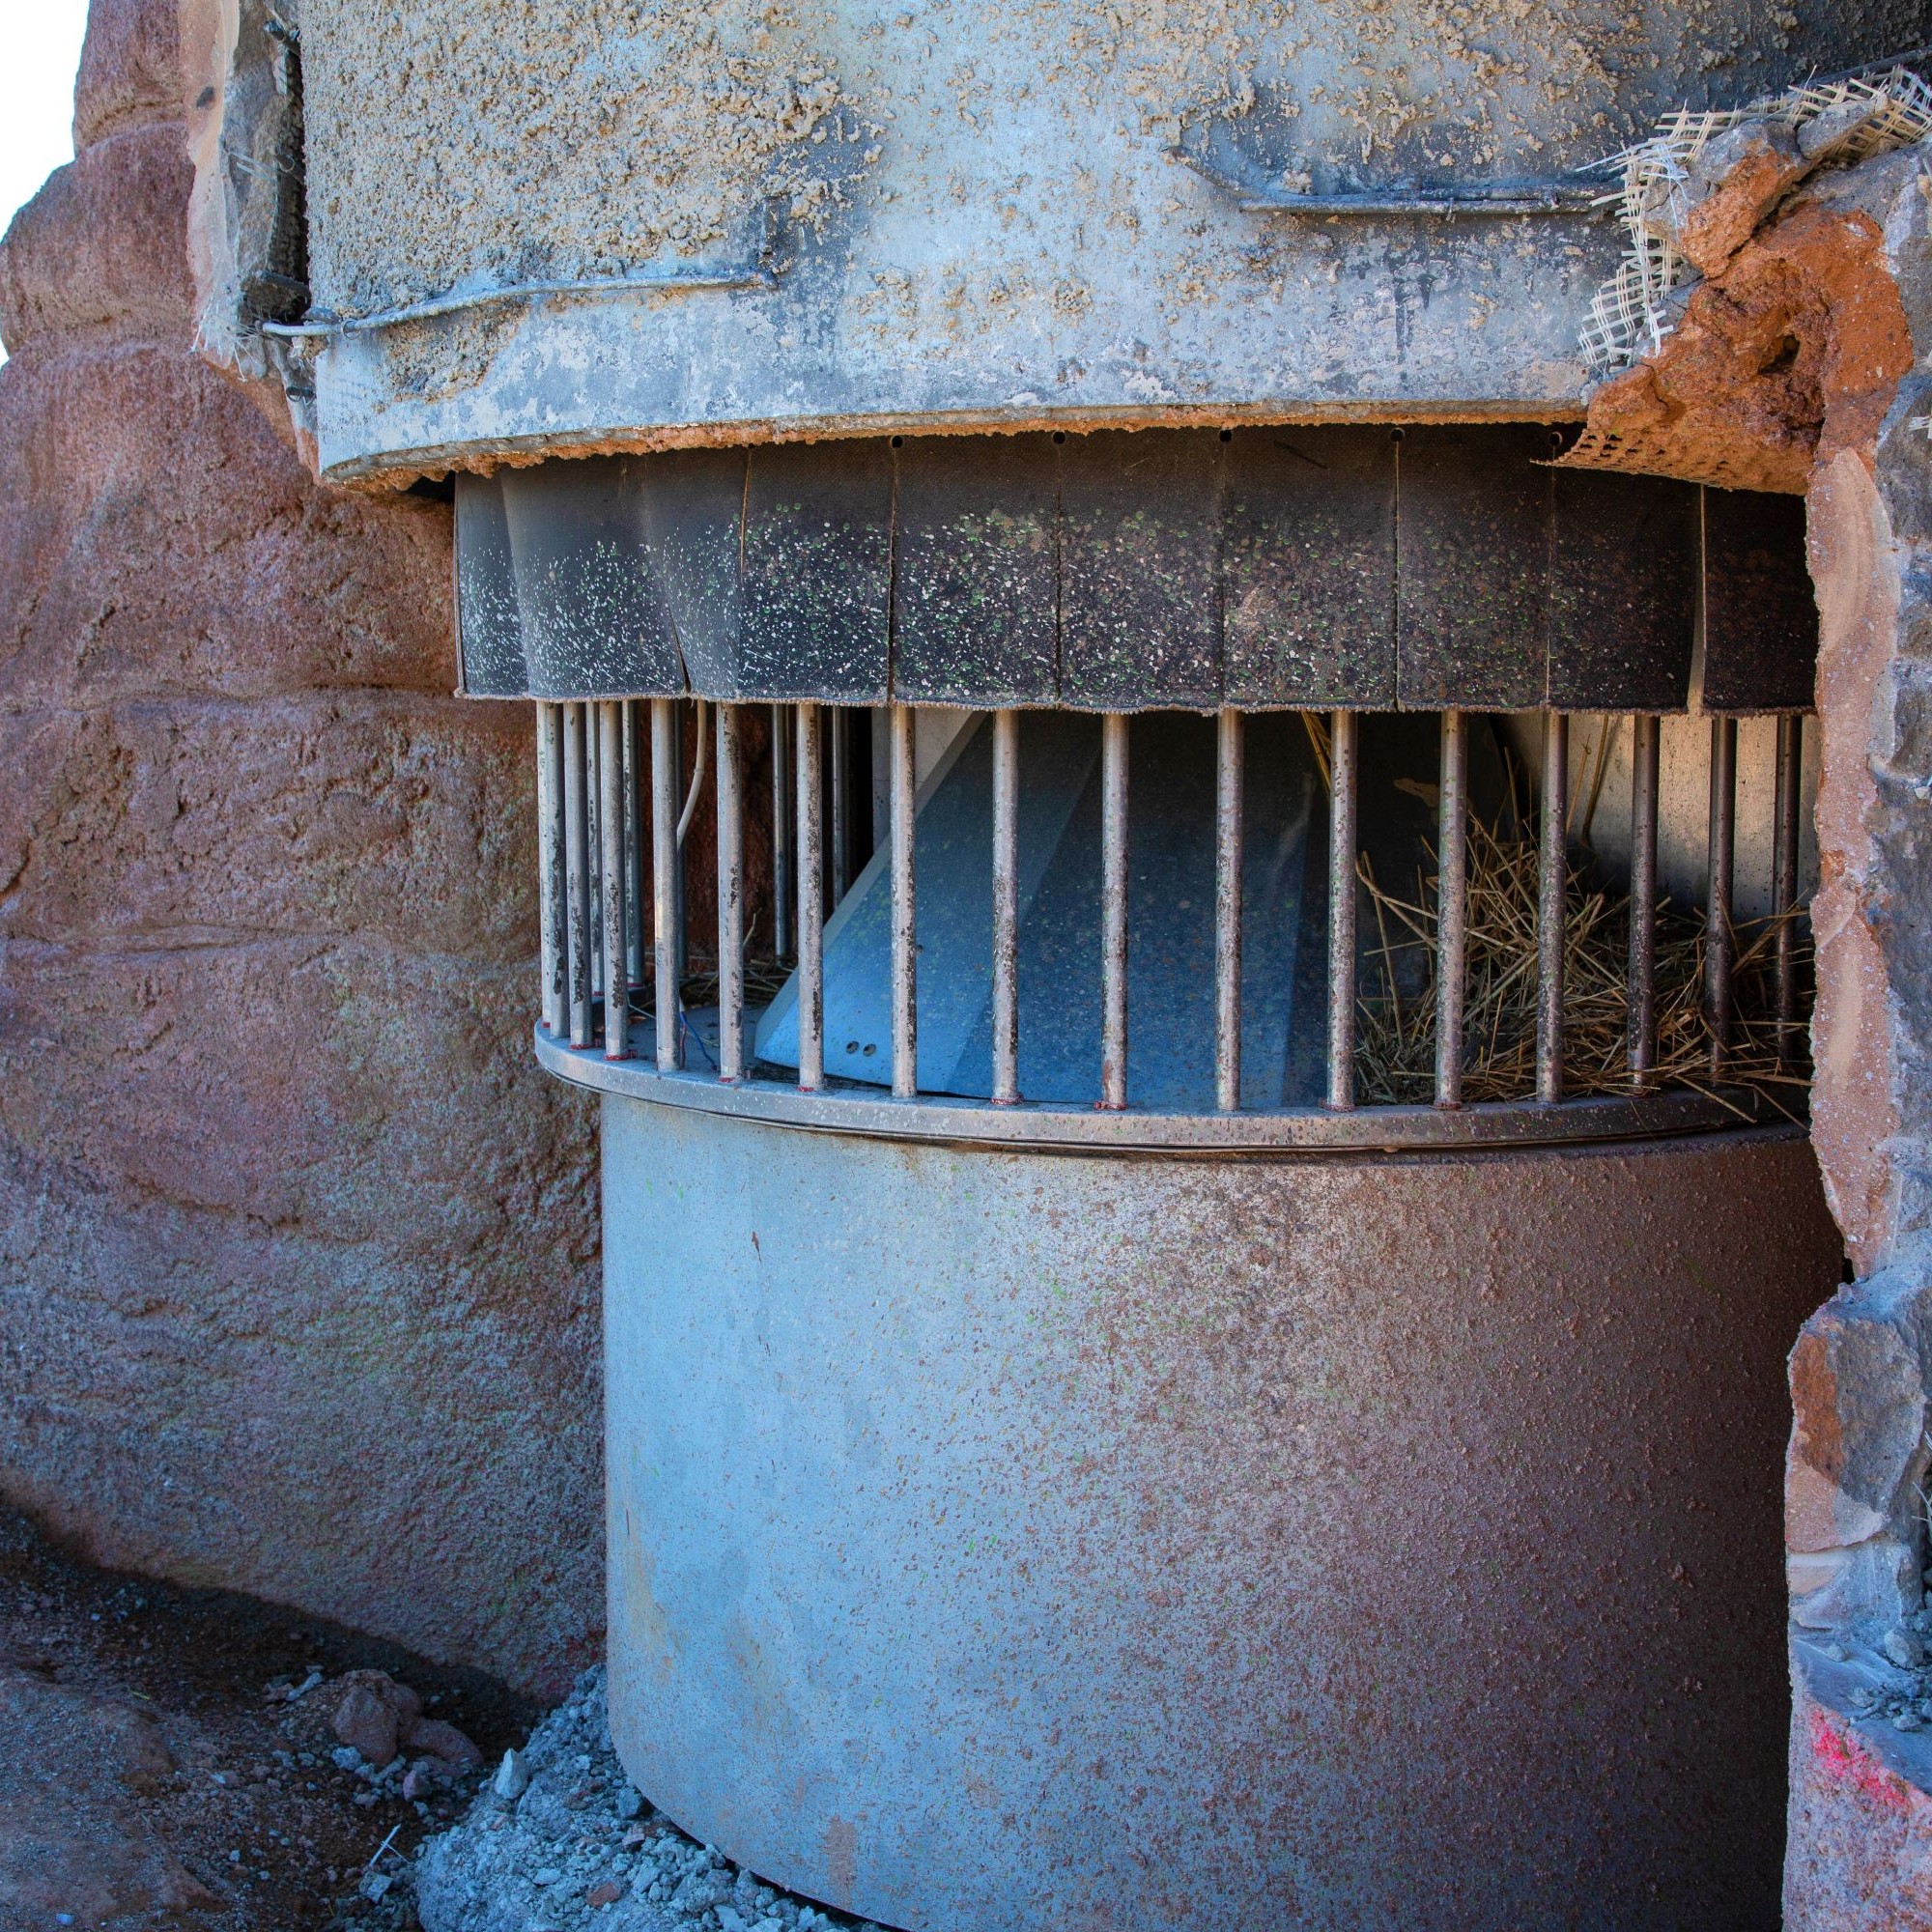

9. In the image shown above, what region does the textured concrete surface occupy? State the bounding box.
[0,0,602,1698]
[607,1108,1836,1930]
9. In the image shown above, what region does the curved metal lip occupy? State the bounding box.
[1169,145,1610,218]
[536,1026,1802,1156]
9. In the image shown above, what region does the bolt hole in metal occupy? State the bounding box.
[534,696,1814,1150]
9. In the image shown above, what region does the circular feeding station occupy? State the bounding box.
[463,428,1833,1927]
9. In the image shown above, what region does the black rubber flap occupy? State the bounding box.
[1222,426,1396,706]
[454,470,523,696]
[1703,488,1817,713]
[1058,430,1223,708]
[454,431,1802,713]
[1548,469,1698,712]
[893,433,1059,705]
[1397,424,1551,711]
[501,459,682,699]
[740,440,894,702]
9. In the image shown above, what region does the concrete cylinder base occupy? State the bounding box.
[603,1100,1837,1931]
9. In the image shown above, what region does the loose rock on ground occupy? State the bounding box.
[412,1669,885,1932]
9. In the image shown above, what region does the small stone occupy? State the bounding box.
[494,1747,531,1802]
[1797,99,1875,161]
[332,1686,400,1769]
[407,1716,485,1769]
[587,1882,624,1908]
[1821,1642,1849,1662]
[331,1747,363,1773]
[615,1782,644,1820]
[1885,1627,1924,1670]
[534,1867,562,1887]
[361,1874,393,1902]
[1896,1710,1923,1732]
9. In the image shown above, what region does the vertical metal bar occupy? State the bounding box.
[585,706,602,999]
[599,701,630,1061]
[1706,713,1737,1076]
[562,702,592,1048]
[1099,713,1130,1111]
[1435,710,1468,1110]
[991,709,1020,1106]
[1325,711,1358,1113]
[1537,711,1568,1106]
[796,703,825,1092]
[535,702,565,1036]
[1214,708,1244,1113]
[1774,713,1804,1065]
[669,702,688,984]
[890,705,917,1098]
[651,698,683,1071]
[831,706,851,904]
[623,701,643,987]
[717,703,746,1083]
[1628,714,1660,1088]
[772,704,794,960]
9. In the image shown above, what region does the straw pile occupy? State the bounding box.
[1352,794,1810,1115]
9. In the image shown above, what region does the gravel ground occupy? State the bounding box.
[413,1670,887,1932]
[0,1506,536,1929]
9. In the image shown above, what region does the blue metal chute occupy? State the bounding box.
[755,710,1331,1110]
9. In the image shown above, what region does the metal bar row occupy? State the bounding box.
[536,700,1811,1110]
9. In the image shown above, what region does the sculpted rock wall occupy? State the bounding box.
[0,0,602,1697]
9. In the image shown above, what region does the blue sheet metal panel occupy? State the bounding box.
[1059,431,1223,709]
[755,711,1324,1109]
[1702,487,1817,714]
[891,433,1061,705]
[740,440,894,702]
[499,458,684,698]
[453,470,525,696]
[1548,469,1698,712]
[1221,427,1397,707]
[638,446,748,698]
[1397,424,1551,711]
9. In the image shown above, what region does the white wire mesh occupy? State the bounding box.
[1580,68,1932,375]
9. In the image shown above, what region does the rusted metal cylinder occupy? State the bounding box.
[1213,708,1243,1114]
[1325,711,1357,1113]
[990,710,1020,1107]
[1099,714,1129,1110]
[716,703,746,1084]
[890,706,917,1100]
[1628,714,1661,1087]
[605,1108,1837,1931]
[1435,710,1466,1110]
[1537,711,1568,1105]
[599,700,630,1061]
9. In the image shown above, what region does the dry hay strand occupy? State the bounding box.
[1352,803,1810,1115]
